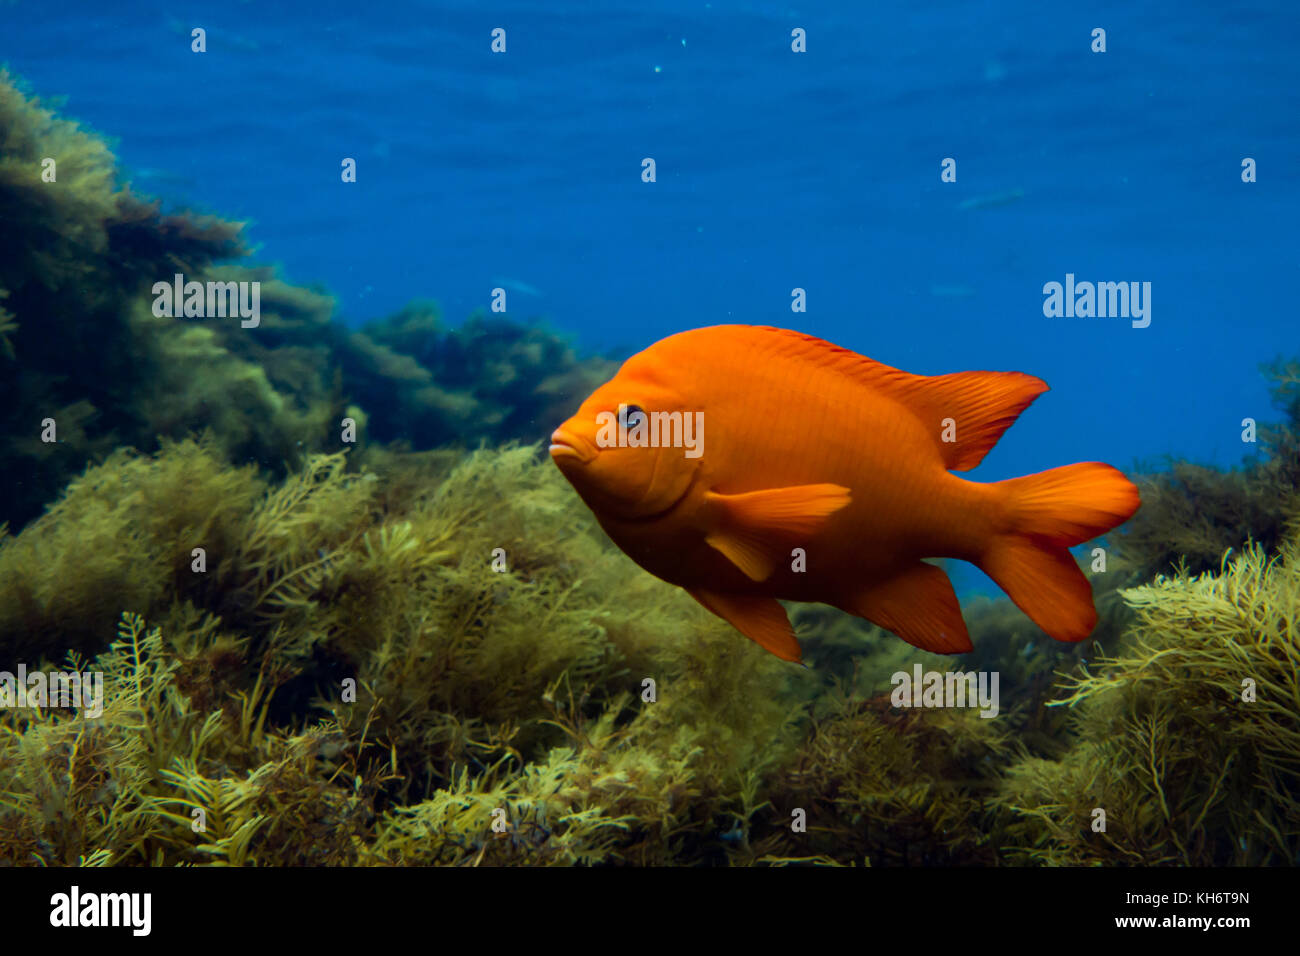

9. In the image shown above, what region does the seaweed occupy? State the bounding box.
[753,689,1016,866]
[0,71,246,527]
[340,302,617,449]
[998,534,1300,865]
[0,288,15,359]
[1,402,1295,867]
[0,437,261,662]
[0,443,806,865]
[0,70,615,533]
[0,613,377,865]
[4,396,1293,866]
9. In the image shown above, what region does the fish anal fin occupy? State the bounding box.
[704,484,850,581]
[839,562,973,654]
[688,588,803,663]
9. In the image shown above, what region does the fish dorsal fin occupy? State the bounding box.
[748,326,1049,471]
[704,483,851,581]
[906,370,1050,471]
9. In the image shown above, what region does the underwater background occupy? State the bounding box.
[0,1,1297,866]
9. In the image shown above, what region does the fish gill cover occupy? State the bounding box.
[0,18,1297,874]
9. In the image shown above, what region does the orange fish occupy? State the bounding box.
[549,325,1140,663]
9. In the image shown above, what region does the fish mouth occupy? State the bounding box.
[548,428,597,464]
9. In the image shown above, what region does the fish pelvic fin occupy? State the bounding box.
[837,562,973,654]
[688,588,803,662]
[705,528,778,581]
[704,484,850,581]
[981,462,1141,641]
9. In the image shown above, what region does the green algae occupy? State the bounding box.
[0,69,612,532]
[2,437,1294,866]
[0,442,807,865]
[999,534,1300,865]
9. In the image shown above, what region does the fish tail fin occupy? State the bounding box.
[980,463,1141,641]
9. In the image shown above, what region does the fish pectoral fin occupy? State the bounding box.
[839,562,973,654]
[707,484,851,534]
[704,484,851,581]
[688,588,803,663]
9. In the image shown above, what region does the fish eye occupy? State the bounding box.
[619,404,646,429]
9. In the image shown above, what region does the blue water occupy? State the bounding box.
[3,0,1297,487]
